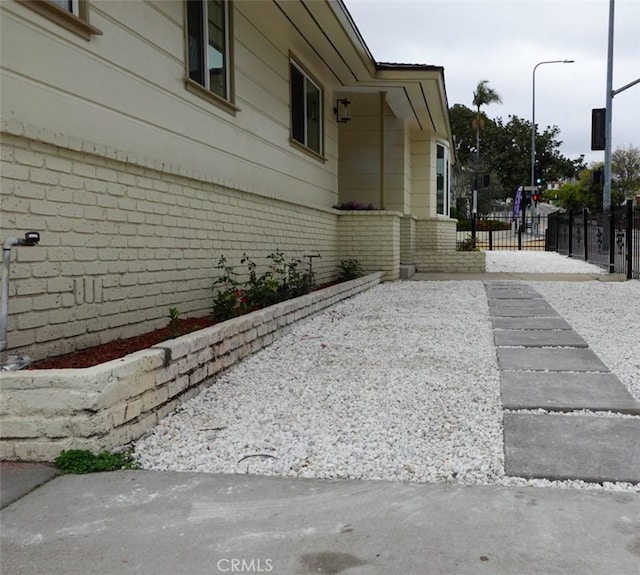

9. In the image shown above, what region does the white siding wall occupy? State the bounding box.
[0,0,339,208]
[337,93,381,207]
[410,130,432,218]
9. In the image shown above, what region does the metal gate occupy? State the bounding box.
[457,210,549,251]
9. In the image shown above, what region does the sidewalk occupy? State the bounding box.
[2,273,639,574]
[1,470,639,575]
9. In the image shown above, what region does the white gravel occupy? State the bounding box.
[134,252,639,492]
[486,251,605,274]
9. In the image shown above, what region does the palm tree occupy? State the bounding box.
[472,79,502,160]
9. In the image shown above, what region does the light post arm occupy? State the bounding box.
[531,60,574,196]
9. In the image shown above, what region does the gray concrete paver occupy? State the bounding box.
[492,317,573,330]
[504,414,640,483]
[490,307,558,317]
[488,299,550,308]
[494,329,588,348]
[500,372,640,413]
[497,347,609,371]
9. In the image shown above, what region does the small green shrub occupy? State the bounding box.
[212,251,315,321]
[338,258,363,281]
[457,219,512,232]
[332,201,376,210]
[457,237,478,251]
[55,449,140,474]
[167,307,180,338]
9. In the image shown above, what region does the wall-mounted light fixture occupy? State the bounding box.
[334,98,351,123]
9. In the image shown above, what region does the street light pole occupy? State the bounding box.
[530,60,574,201]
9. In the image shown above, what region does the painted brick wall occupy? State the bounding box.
[400,215,416,264]
[415,217,457,251]
[415,251,486,273]
[0,132,340,361]
[337,211,401,280]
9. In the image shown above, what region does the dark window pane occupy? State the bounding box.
[305,78,321,153]
[291,64,305,145]
[187,0,205,85]
[50,0,73,13]
[437,144,445,214]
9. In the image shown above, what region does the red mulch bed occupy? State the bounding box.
[28,281,344,370]
[29,317,216,370]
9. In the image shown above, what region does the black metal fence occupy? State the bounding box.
[457,210,549,251]
[546,199,638,279]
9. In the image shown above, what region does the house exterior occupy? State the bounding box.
[1,0,484,363]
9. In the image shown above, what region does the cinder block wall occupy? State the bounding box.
[0,132,340,361]
[337,211,401,280]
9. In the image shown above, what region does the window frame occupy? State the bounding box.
[17,0,102,41]
[184,0,237,114]
[436,142,449,216]
[289,57,325,160]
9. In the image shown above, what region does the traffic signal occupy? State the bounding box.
[532,192,539,205]
[591,168,604,185]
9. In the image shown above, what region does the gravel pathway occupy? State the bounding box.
[134,252,639,492]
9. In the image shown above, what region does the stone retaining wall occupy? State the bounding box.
[0,273,383,462]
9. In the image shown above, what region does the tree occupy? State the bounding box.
[481,115,577,197]
[611,145,640,199]
[472,80,502,159]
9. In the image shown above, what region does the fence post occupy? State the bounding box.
[517,226,522,250]
[583,208,589,262]
[489,228,493,251]
[626,199,633,280]
[471,213,477,249]
[609,208,615,273]
[568,211,573,257]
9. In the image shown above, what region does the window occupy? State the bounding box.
[290,59,322,155]
[186,0,231,103]
[17,0,102,41]
[50,0,78,15]
[436,143,448,216]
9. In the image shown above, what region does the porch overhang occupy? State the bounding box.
[274,0,454,153]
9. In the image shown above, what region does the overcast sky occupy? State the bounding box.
[343,0,640,165]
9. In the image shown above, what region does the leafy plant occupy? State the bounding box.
[332,201,376,210]
[212,251,315,321]
[55,449,140,474]
[212,255,245,321]
[338,258,363,281]
[457,237,478,251]
[167,307,180,337]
